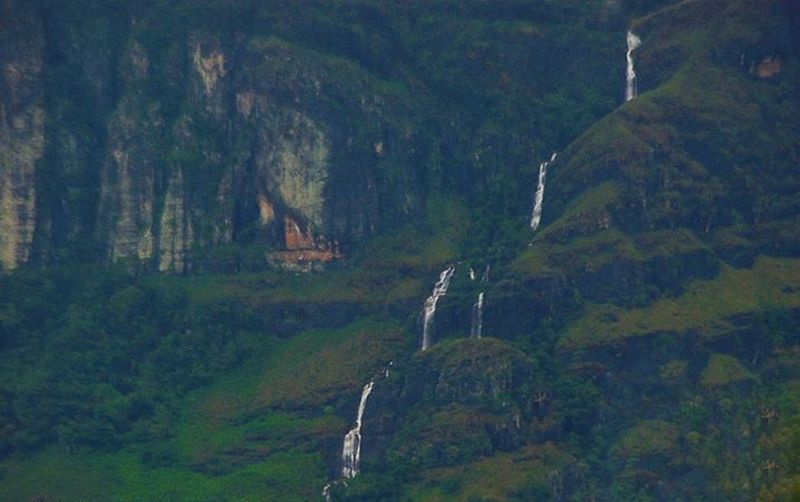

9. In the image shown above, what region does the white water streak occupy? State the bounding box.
[341,381,375,478]
[625,30,642,101]
[470,292,484,339]
[421,267,455,350]
[530,153,556,230]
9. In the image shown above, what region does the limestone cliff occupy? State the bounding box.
[0,0,434,274]
[93,31,419,271]
[0,1,45,270]
[158,168,193,273]
[97,41,163,264]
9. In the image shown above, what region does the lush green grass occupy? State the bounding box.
[357,196,470,272]
[155,267,423,306]
[2,0,797,500]
[153,198,470,308]
[176,317,405,463]
[0,448,114,501]
[700,353,755,388]
[0,446,325,501]
[400,443,574,502]
[612,420,678,459]
[560,257,800,349]
[0,317,405,501]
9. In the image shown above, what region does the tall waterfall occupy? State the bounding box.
[421,267,456,351]
[530,153,556,231]
[470,292,484,339]
[341,381,375,478]
[625,30,642,101]
[324,363,393,500]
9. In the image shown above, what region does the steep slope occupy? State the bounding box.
[0,0,798,501]
[0,1,45,269]
[0,0,627,272]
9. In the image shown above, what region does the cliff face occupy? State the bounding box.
[1,8,425,271]
[0,1,45,270]
[92,32,420,272]
[0,0,795,275]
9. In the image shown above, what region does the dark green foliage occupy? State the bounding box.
[1,0,799,500]
[0,267,261,453]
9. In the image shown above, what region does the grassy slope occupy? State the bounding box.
[2,1,798,501]
[0,317,406,501]
[0,198,467,501]
[560,256,800,349]
[400,444,574,502]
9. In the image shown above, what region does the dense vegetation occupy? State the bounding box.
[1,0,799,501]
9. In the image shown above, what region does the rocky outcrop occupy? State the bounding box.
[97,90,162,264]
[254,108,329,231]
[0,4,427,273]
[363,339,541,469]
[92,31,425,271]
[0,2,45,270]
[191,38,227,116]
[158,168,193,273]
[750,55,782,79]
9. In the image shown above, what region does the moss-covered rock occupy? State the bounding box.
[700,353,755,389]
[365,338,540,470]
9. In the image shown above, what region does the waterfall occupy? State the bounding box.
[341,381,375,478]
[469,268,476,281]
[323,363,393,499]
[530,153,556,231]
[470,292,484,339]
[625,30,642,101]
[421,266,456,351]
[481,264,490,283]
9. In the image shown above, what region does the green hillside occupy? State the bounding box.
[0,0,798,500]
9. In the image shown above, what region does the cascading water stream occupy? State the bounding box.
[470,292,484,339]
[530,153,556,231]
[625,30,642,101]
[341,381,375,478]
[421,266,456,351]
[323,363,393,500]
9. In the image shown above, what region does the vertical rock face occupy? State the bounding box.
[283,215,315,250]
[191,39,227,116]
[1,17,424,272]
[100,142,156,262]
[255,108,330,231]
[97,42,163,264]
[158,168,193,273]
[0,2,45,269]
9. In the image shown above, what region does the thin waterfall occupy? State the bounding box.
[421,266,456,351]
[470,292,484,339]
[341,381,375,478]
[530,153,556,231]
[323,364,392,500]
[625,30,642,101]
